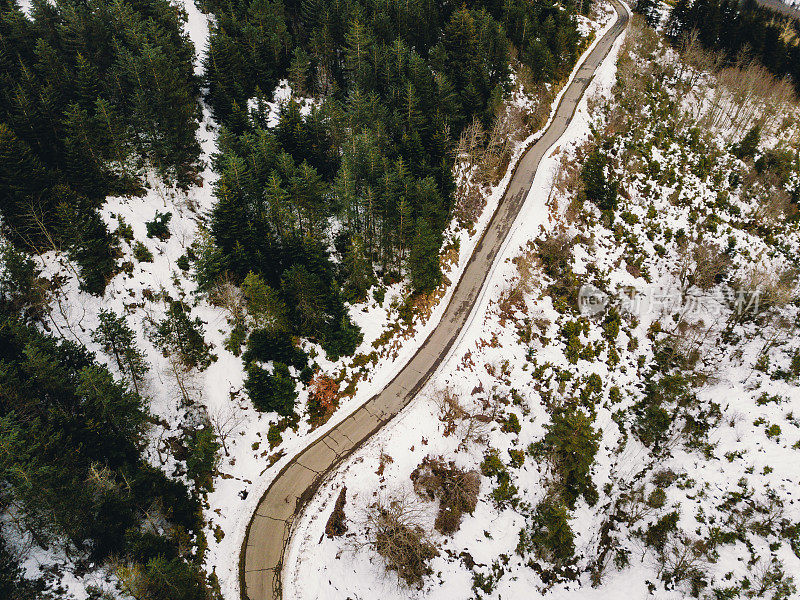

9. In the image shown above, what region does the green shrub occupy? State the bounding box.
[124,529,178,564]
[508,449,525,468]
[609,386,621,404]
[791,353,800,378]
[580,373,603,404]
[224,321,248,356]
[766,424,782,439]
[185,427,220,491]
[0,243,49,322]
[481,450,506,478]
[533,407,600,508]
[632,372,693,447]
[502,413,521,434]
[602,308,621,342]
[145,211,172,240]
[267,423,283,448]
[755,148,794,185]
[647,488,667,508]
[644,510,679,553]
[517,497,575,563]
[133,241,153,263]
[490,474,518,509]
[116,217,134,242]
[634,404,672,446]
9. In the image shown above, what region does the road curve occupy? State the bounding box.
[240,4,629,598]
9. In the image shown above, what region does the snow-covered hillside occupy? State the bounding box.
[1,0,616,598]
[284,16,800,600]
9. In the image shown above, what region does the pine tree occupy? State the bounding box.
[345,18,375,89]
[408,217,442,293]
[634,0,661,28]
[53,189,118,295]
[242,271,289,331]
[0,123,50,246]
[93,309,148,394]
[289,47,312,95]
[342,235,374,303]
[150,300,216,371]
[665,0,691,42]
[280,264,328,337]
[734,125,761,160]
[73,53,101,110]
[62,102,109,199]
[582,147,618,213]
[245,362,297,414]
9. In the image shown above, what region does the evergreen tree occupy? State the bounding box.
[288,47,312,95]
[733,125,761,160]
[582,147,618,213]
[408,218,442,293]
[245,362,298,414]
[242,271,290,331]
[93,309,148,394]
[665,0,691,42]
[634,0,661,28]
[342,235,374,303]
[150,300,216,371]
[203,0,586,354]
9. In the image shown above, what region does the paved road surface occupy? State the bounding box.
[240,3,629,597]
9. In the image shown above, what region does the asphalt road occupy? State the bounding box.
[240,3,629,597]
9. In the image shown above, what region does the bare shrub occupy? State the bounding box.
[728,265,798,327]
[657,533,710,591]
[207,272,244,317]
[691,243,730,291]
[704,59,796,139]
[499,242,538,320]
[411,456,481,534]
[537,231,575,282]
[365,497,438,587]
[432,388,490,446]
[674,241,729,298]
[453,118,487,227]
[453,183,485,229]
[209,404,244,456]
[434,388,468,437]
[752,177,795,224]
[749,558,796,599]
[452,92,541,228]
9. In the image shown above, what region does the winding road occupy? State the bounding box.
[240,3,629,597]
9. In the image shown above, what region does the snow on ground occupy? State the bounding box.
[221,3,618,595]
[7,0,620,597]
[247,80,320,127]
[286,10,800,600]
[283,5,631,599]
